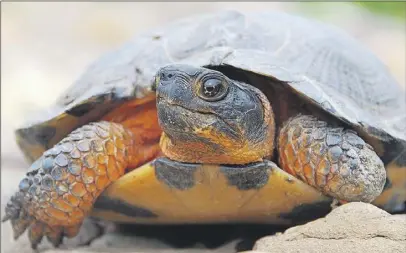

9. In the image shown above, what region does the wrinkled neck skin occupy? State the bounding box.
[155,65,275,165]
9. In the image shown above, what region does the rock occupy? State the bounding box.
[253,202,406,253]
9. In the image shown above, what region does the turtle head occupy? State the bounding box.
[155,64,275,165]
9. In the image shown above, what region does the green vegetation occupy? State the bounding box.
[296,2,405,22]
[355,2,405,20]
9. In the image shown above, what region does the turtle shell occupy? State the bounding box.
[17,10,405,211]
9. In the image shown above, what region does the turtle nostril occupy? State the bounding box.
[160,71,175,82]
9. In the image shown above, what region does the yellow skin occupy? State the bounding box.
[3,65,387,249]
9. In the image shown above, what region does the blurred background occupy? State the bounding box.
[1,2,405,253]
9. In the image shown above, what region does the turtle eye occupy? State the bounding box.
[198,78,228,101]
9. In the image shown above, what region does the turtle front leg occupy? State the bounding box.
[2,121,160,249]
[277,115,387,203]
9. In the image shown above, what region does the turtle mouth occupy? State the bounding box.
[156,98,240,139]
[156,99,217,133]
[155,94,166,105]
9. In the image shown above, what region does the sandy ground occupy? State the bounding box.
[1,2,405,253]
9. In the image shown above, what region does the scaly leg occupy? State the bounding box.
[2,121,159,249]
[277,115,386,203]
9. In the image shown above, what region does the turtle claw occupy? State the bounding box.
[25,221,80,249]
[11,216,68,249]
[5,194,33,240]
[2,191,75,249]
[3,193,25,223]
[2,212,14,222]
[45,227,64,248]
[28,221,45,249]
[11,216,32,240]
[3,194,44,249]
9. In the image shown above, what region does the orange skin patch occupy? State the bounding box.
[101,93,163,168]
[159,125,273,165]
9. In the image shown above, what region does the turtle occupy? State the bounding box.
[3,10,406,250]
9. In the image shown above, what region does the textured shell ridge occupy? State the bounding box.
[17,10,405,155]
